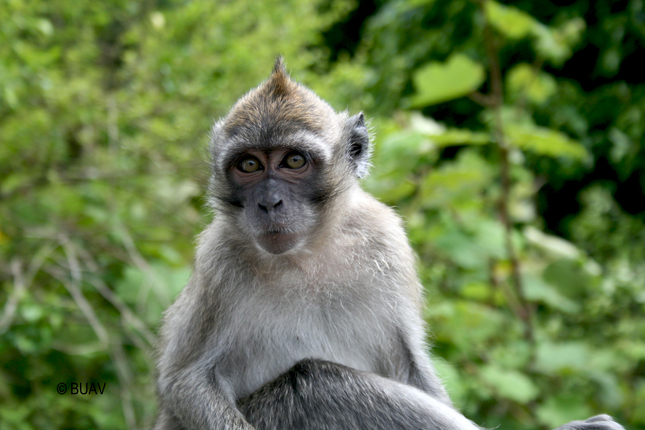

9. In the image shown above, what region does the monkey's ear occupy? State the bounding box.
[346,112,371,178]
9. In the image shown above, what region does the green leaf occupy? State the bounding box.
[524,226,580,259]
[589,371,623,409]
[542,260,595,299]
[537,393,592,428]
[523,274,581,313]
[460,282,492,301]
[19,303,45,323]
[505,124,587,159]
[427,301,510,351]
[479,364,539,403]
[472,219,507,260]
[364,179,416,205]
[433,227,488,269]
[420,150,493,210]
[486,2,585,65]
[535,341,590,374]
[410,54,485,107]
[491,341,533,369]
[115,263,190,325]
[430,129,491,146]
[409,113,491,146]
[533,18,586,66]
[485,1,536,39]
[506,63,557,105]
[377,130,435,166]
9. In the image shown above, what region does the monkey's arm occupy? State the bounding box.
[154,276,255,430]
[394,315,454,405]
[155,359,253,430]
[406,351,452,404]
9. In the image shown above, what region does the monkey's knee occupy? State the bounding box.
[241,358,344,408]
[289,357,330,373]
[287,358,347,380]
[239,359,363,429]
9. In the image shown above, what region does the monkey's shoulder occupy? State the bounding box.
[342,190,412,253]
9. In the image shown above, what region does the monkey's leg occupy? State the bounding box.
[237,358,480,430]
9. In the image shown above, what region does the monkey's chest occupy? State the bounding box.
[217,293,395,399]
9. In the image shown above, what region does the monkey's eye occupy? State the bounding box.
[237,156,262,173]
[282,152,306,169]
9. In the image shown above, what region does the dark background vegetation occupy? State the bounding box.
[1,0,644,428]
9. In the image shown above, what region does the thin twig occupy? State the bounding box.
[54,238,139,429]
[0,176,48,201]
[0,243,58,334]
[58,241,110,347]
[118,225,172,308]
[477,0,533,341]
[75,246,156,348]
[0,260,27,334]
[47,261,138,429]
[468,91,497,107]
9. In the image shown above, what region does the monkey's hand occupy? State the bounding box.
[554,415,625,430]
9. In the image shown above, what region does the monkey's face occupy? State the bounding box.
[209,60,371,255]
[226,147,323,255]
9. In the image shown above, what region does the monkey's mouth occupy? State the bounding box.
[255,231,301,255]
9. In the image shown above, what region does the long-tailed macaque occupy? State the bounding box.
[153,58,624,430]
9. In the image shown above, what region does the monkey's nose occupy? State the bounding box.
[258,199,283,213]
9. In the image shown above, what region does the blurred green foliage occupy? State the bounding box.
[1,0,644,429]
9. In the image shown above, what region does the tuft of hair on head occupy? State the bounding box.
[272,56,288,76]
[220,56,338,149]
[267,56,293,98]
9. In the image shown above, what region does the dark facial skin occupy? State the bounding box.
[229,148,318,254]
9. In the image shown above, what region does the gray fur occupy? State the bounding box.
[153,59,625,430]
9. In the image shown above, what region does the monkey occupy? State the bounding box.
[153,58,625,430]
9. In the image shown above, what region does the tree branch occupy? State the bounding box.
[477,0,533,342]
